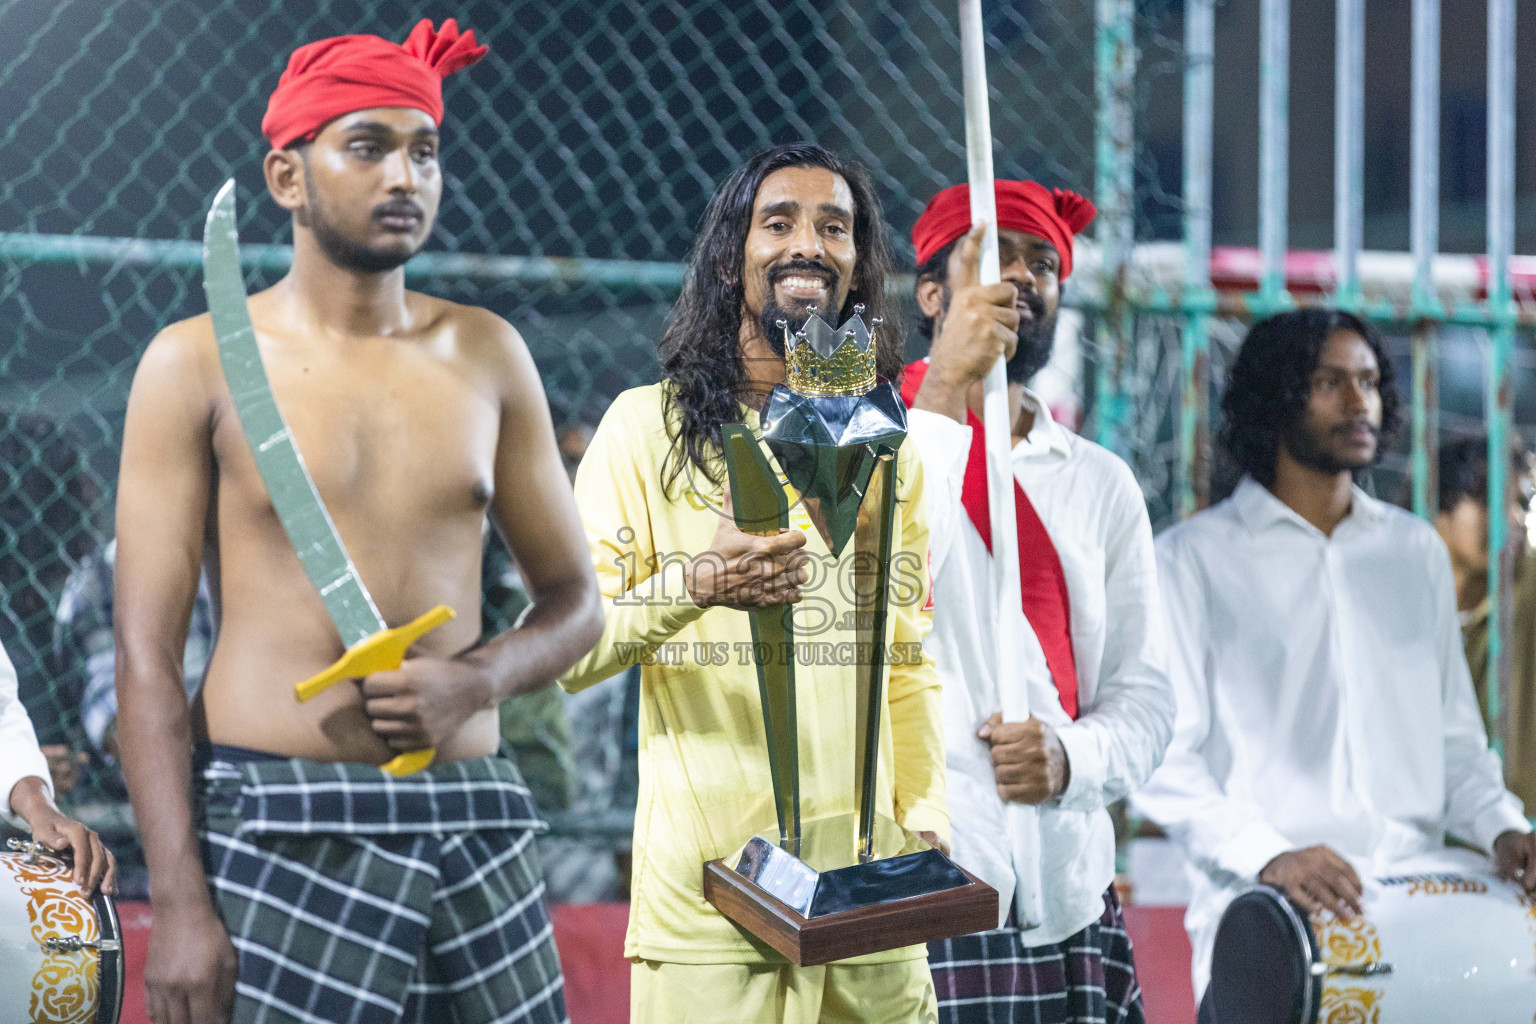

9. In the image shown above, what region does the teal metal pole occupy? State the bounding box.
[1410,326,1439,520]
[1488,322,1514,761]
[1485,0,1516,758]
[0,231,689,290]
[1180,0,1216,517]
[1093,0,1135,456]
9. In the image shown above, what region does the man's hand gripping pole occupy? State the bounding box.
[294,605,457,776]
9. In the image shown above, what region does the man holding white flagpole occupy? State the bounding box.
[957,0,1046,938]
[896,5,1174,1020]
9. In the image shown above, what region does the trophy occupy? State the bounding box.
[703,306,997,966]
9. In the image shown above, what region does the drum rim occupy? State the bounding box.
[1,847,125,1023]
[92,885,124,1024]
[1214,884,1323,1024]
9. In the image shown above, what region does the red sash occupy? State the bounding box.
[902,360,1079,718]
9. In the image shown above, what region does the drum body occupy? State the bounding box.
[0,847,123,1024]
[1210,849,1536,1024]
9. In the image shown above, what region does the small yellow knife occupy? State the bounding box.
[294,605,457,776]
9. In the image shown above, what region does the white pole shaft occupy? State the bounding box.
[1183,0,1214,292]
[1333,0,1364,303]
[1259,0,1290,300]
[1410,0,1440,309]
[1488,0,1514,305]
[958,0,1044,931]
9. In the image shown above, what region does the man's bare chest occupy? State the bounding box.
[211,339,499,525]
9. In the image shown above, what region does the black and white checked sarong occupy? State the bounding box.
[927,887,1145,1024]
[197,745,568,1024]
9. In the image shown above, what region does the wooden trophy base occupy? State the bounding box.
[702,815,999,966]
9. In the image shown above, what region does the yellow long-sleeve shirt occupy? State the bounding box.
[561,383,949,964]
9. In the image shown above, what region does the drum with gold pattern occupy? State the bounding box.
[0,840,123,1024]
[1208,849,1536,1023]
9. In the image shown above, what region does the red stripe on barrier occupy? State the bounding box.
[115,901,632,1024]
[116,901,1190,1023]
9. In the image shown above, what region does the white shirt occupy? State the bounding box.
[908,388,1174,944]
[1134,476,1531,997]
[0,639,52,828]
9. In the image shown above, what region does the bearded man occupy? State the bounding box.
[115,20,601,1024]
[901,181,1172,1024]
[559,142,948,1023]
[1133,309,1536,1016]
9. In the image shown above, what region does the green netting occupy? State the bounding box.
[0,0,1205,889]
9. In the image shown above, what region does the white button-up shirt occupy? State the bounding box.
[1134,476,1530,997]
[0,640,51,828]
[908,388,1173,944]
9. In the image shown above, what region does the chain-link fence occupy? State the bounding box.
[28,0,1524,896]
[3,0,1170,822]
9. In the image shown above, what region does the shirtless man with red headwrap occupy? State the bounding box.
[900,182,1174,1024]
[115,20,600,1024]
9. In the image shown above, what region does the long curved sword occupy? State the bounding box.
[202,178,453,776]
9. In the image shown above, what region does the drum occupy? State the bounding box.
[1208,848,1536,1023]
[0,839,123,1024]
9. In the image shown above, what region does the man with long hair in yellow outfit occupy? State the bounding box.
[561,142,949,1023]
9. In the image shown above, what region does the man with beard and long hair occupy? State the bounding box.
[1134,309,1536,1016]
[559,142,949,1022]
[899,181,1172,1024]
[115,20,600,1024]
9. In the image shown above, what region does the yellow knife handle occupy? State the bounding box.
[378,749,438,776]
[292,604,456,776]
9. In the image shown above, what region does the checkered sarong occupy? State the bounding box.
[198,749,567,1024]
[927,887,1145,1024]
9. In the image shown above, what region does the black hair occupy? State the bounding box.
[1438,436,1490,514]
[657,143,903,495]
[1218,308,1402,486]
[1437,435,1527,514]
[914,239,957,340]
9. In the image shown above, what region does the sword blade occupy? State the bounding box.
[202,179,386,647]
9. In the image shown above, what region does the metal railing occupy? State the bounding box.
[1,0,1530,863]
[1084,0,1528,757]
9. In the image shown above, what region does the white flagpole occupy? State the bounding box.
[958,0,1044,930]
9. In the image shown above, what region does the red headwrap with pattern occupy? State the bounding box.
[261,18,487,150]
[911,180,1097,279]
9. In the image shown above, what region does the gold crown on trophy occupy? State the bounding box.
[779,304,881,398]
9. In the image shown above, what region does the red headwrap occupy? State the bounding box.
[261,19,488,150]
[911,181,1097,279]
